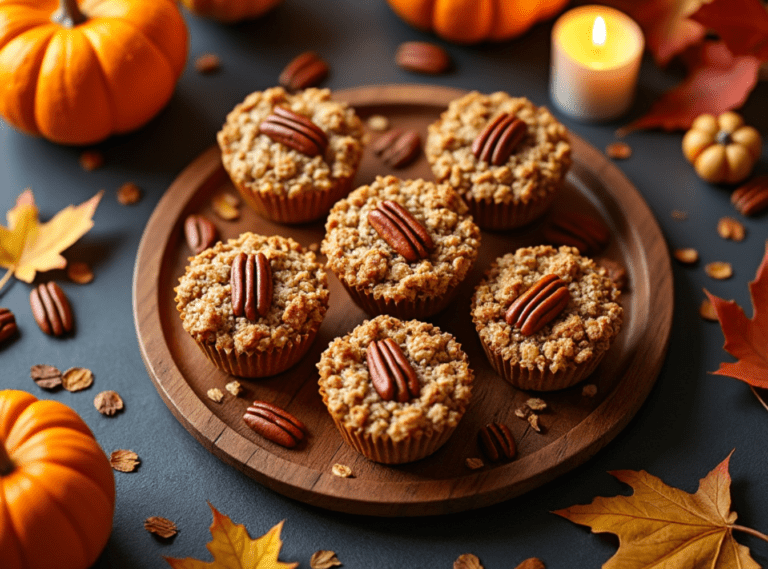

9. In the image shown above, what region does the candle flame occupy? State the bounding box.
[592,16,607,47]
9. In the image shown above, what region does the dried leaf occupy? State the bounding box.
[554,451,761,569]
[164,503,298,569]
[691,0,768,60]
[674,248,699,264]
[717,217,746,241]
[110,449,140,472]
[331,464,353,478]
[94,390,124,416]
[67,261,94,284]
[515,559,545,569]
[619,42,761,134]
[454,553,483,569]
[207,388,224,403]
[605,141,632,159]
[0,189,102,291]
[145,516,178,539]
[30,364,62,390]
[61,367,93,392]
[705,242,768,389]
[705,261,733,280]
[212,191,240,221]
[310,550,342,569]
[117,182,142,205]
[465,457,485,470]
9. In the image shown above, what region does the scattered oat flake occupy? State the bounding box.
[515,558,546,569]
[700,299,719,321]
[527,413,542,432]
[207,388,224,403]
[310,550,342,569]
[671,210,688,220]
[705,261,733,280]
[212,190,240,221]
[195,53,221,74]
[606,141,632,159]
[331,463,353,478]
[94,390,124,416]
[61,367,93,392]
[526,397,547,412]
[67,261,93,284]
[366,115,389,131]
[674,248,699,264]
[454,553,483,569]
[225,381,242,397]
[144,516,177,539]
[117,182,142,205]
[110,449,140,472]
[30,364,62,389]
[79,150,104,171]
[717,216,746,241]
[465,457,484,470]
[582,384,598,397]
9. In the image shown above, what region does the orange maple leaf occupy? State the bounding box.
[554,452,766,568]
[0,189,103,291]
[164,503,298,569]
[691,0,768,61]
[705,241,768,390]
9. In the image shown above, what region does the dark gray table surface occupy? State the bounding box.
[2,1,768,567]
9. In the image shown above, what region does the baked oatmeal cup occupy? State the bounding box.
[317,314,474,464]
[426,91,571,230]
[471,245,622,391]
[321,175,481,319]
[217,87,365,224]
[175,232,329,377]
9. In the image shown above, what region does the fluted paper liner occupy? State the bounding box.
[197,328,318,378]
[480,338,607,391]
[464,187,557,231]
[231,176,354,225]
[319,386,458,464]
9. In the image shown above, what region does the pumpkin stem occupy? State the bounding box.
[54,0,87,27]
[0,441,13,476]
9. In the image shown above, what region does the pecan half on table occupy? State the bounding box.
[244,400,307,448]
[29,281,74,336]
[478,422,516,461]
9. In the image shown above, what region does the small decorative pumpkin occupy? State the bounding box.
[0,390,115,569]
[180,0,283,22]
[386,0,570,44]
[0,0,188,145]
[682,111,762,185]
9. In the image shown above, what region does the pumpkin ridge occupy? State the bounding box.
[13,468,90,568]
[0,483,28,569]
[5,401,93,451]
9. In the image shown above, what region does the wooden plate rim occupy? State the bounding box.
[133,84,673,515]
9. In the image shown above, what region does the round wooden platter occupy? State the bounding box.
[133,84,673,517]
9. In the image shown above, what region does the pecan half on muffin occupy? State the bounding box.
[471,245,622,391]
[175,232,329,377]
[321,175,481,319]
[426,91,571,230]
[217,87,365,224]
[317,314,474,464]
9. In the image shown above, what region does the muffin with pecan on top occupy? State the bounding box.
[471,245,622,391]
[217,87,365,224]
[321,175,481,319]
[317,314,474,464]
[175,232,329,377]
[426,91,571,230]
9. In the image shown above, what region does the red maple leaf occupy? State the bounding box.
[618,41,761,134]
[691,0,768,61]
[603,0,706,66]
[705,241,768,390]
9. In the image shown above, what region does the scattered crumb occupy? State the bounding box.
[331,463,353,478]
[366,115,389,132]
[207,388,224,403]
[699,299,718,321]
[110,449,140,472]
[67,261,94,284]
[454,553,483,569]
[79,150,104,171]
[673,248,699,264]
[526,397,547,412]
[605,141,632,160]
[117,182,142,205]
[671,210,688,220]
[717,216,746,241]
[465,457,484,470]
[144,516,178,539]
[527,413,542,432]
[705,261,733,280]
[582,384,598,397]
[94,390,124,416]
[195,53,221,74]
[212,190,240,220]
[225,381,242,397]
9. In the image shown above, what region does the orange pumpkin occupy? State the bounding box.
[386,0,570,44]
[180,0,283,23]
[0,0,188,145]
[0,390,115,569]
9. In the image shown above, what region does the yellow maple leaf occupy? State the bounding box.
[165,503,298,569]
[554,451,767,568]
[0,189,103,291]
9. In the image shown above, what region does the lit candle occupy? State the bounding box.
[550,5,644,122]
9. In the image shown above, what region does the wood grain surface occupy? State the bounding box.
[132,84,673,516]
